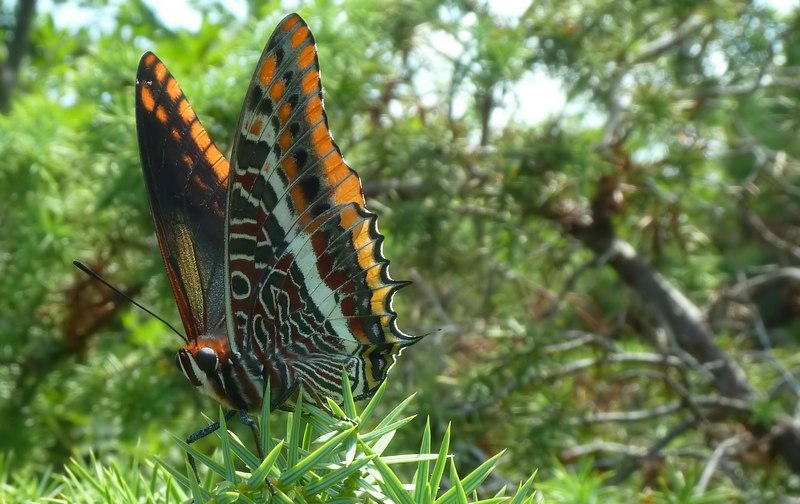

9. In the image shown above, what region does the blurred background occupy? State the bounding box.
[2,0,800,501]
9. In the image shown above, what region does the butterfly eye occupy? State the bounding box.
[196,347,218,373]
[175,349,202,387]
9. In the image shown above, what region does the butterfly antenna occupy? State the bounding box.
[72,260,188,343]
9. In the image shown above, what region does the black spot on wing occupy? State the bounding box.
[299,175,321,202]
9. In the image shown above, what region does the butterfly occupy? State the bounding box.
[134,12,420,469]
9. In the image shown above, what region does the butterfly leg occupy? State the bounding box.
[237,409,277,494]
[237,409,264,459]
[185,410,237,482]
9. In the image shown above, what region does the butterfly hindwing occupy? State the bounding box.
[225,14,418,403]
[136,52,229,340]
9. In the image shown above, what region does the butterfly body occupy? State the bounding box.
[135,13,419,418]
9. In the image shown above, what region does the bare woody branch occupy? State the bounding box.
[535,187,754,400]
[566,396,751,426]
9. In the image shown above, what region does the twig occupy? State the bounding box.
[543,246,617,319]
[541,352,685,381]
[561,440,648,460]
[600,14,707,148]
[695,436,743,495]
[542,331,617,354]
[630,15,707,65]
[734,270,800,398]
[567,396,751,426]
[745,212,800,261]
[673,33,773,102]
[607,418,697,485]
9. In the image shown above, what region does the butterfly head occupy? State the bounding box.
[174,331,266,411]
[175,335,233,401]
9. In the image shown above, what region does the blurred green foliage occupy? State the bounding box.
[2,0,800,501]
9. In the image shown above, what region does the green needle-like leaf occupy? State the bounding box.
[344,431,358,465]
[448,461,467,504]
[340,369,357,419]
[217,407,237,482]
[429,424,451,501]
[153,456,191,490]
[354,475,389,500]
[302,422,314,452]
[508,472,537,504]
[185,456,210,504]
[270,487,295,504]
[423,481,434,504]
[361,416,417,443]
[304,455,375,495]
[437,450,505,502]
[365,447,414,504]
[214,489,242,504]
[381,454,439,465]
[326,396,348,418]
[261,380,272,460]
[415,419,432,503]
[358,379,387,425]
[372,430,400,458]
[287,387,304,468]
[222,430,260,472]
[280,427,355,485]
[373,394,416,432]
[247,441,284,488]
[172,436,227,479]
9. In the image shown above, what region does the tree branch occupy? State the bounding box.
[563,219,754,400]
[0,0,38,112]
[566,396,751,426]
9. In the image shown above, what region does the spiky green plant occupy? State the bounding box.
[156,372,537,503]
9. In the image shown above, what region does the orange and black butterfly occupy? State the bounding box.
[135,12,419,466]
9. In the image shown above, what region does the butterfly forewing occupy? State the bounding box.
[136,52,229,340]
[225,14,419,405]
